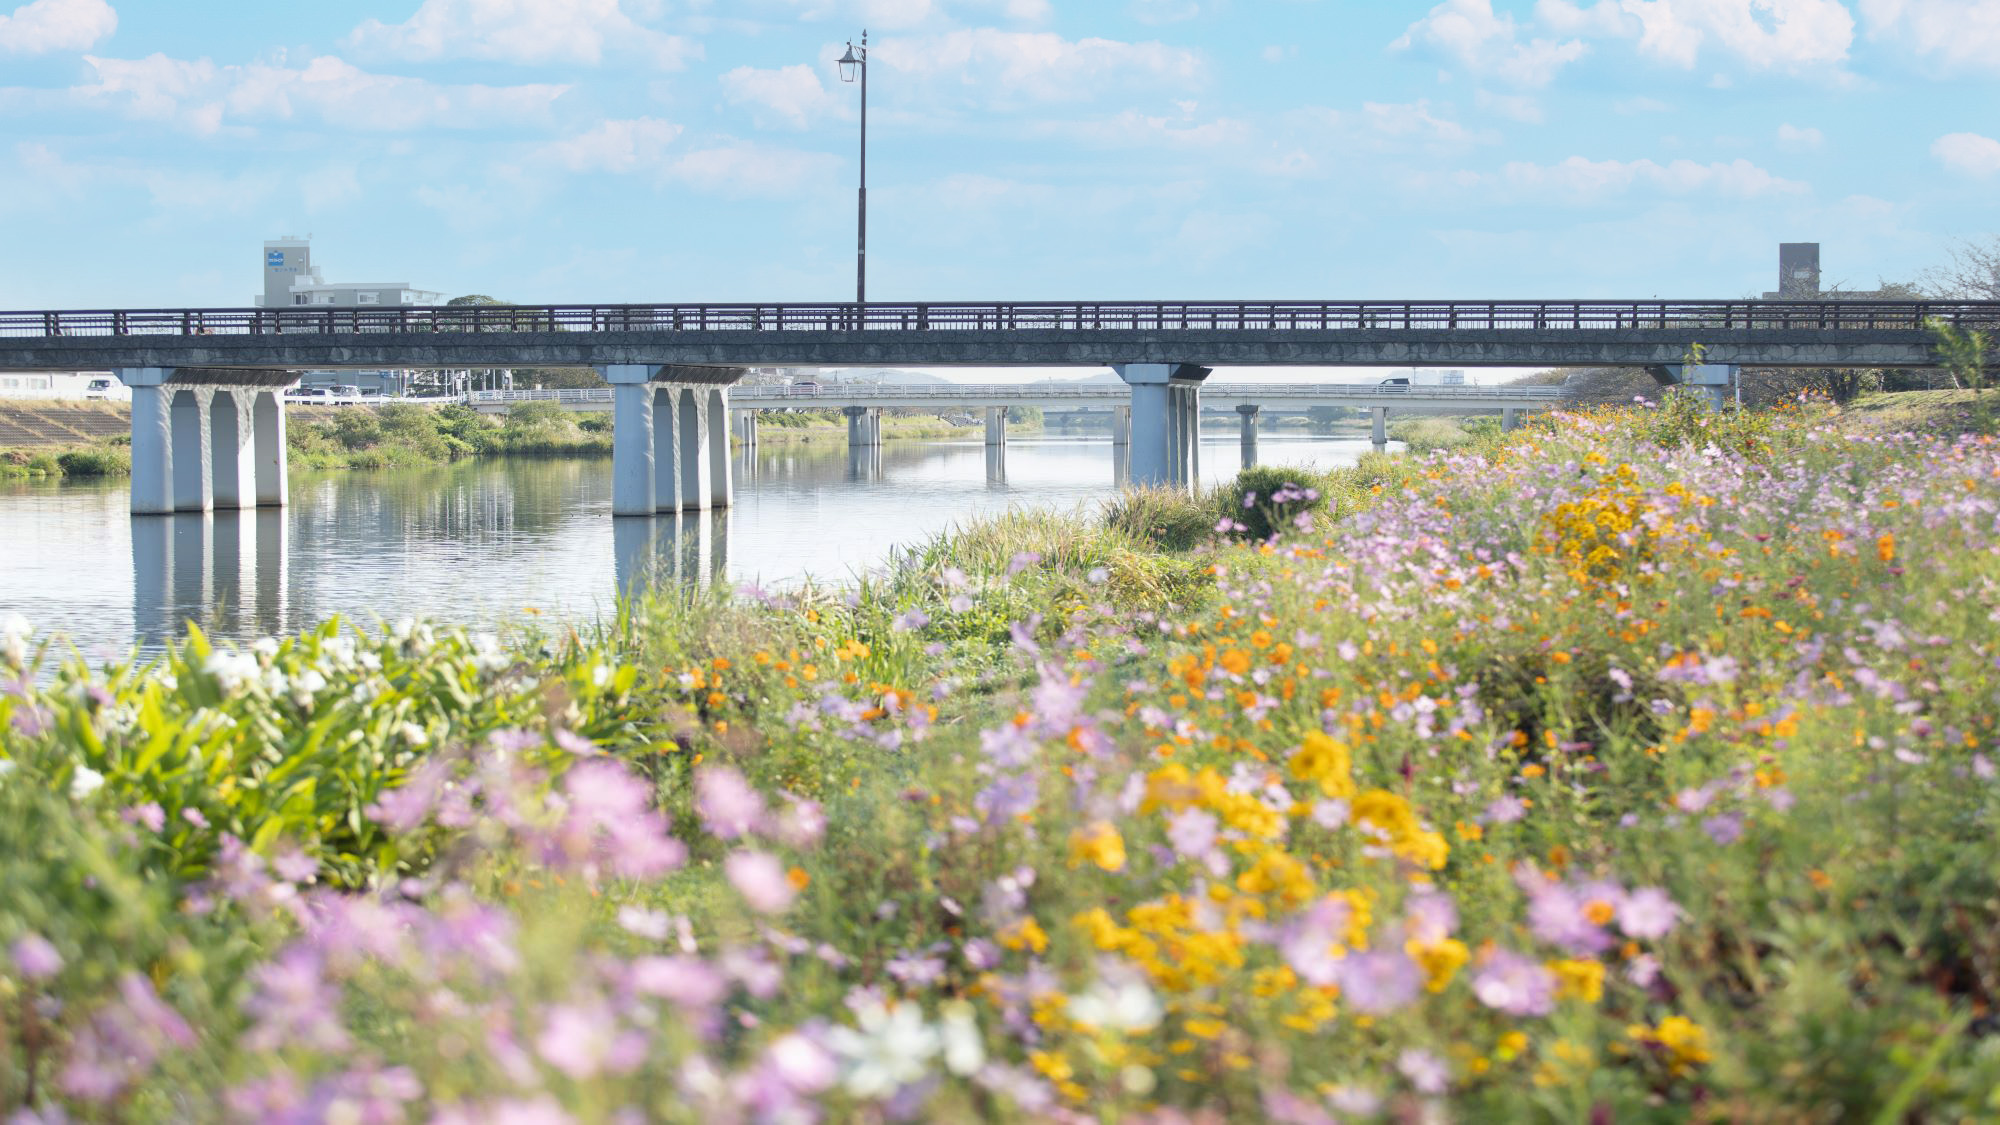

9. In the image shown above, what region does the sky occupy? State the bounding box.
[2,0,1997,338]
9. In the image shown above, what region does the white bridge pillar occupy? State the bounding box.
[984,406,1007,448]
[1371,406,1389,453]
[1653,364,1737,410]
[1237,404,1260,469]
[604,367,738,515]
[1114,364,1210,490]
[1503,407,1520,432]
[118,370,292,516]
[606,366,657,516]
[845,406,882,449]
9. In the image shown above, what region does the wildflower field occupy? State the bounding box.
[3,400,1999,1121]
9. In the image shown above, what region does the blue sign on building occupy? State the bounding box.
[267,251,285,267]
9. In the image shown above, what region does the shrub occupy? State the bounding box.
[55,446,129,477]
[1102,486,1217,550]
[1219,465,1330,540]
[327,410,383,452]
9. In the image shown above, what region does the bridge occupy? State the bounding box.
[469,381,1566,471]
[2,297,1991,514]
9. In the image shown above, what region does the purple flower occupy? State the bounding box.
[11,933,62,980]
[725,850,797,914]
[1403,891,1458,945]
[122,802,166,832]
[1483,795,1526,824]
[551,760,687,880]
[1166,808,1218,860]
[1702,811,1745,845]
[695,765,767,840]
[1472,950,1555,1016]
[1334,950,1422,1014]
[628,955,727,1009]
[1617,887,1680,939]
[1526,883,1613,955]
[536,1003,646,1080]
[1007,551,1042,577]
[886,954,946,988]
[1397,1047,1450,1095]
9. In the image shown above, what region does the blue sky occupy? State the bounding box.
[2,0,1997,316]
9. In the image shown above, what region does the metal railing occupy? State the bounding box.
[468,383,1568,406]
[7,299,1997,339]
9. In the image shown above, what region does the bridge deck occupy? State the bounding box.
[5,299,1993,370]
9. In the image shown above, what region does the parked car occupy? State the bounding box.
[787,381,821,397]
[83,377,117,399]
[1379,376,1412,386]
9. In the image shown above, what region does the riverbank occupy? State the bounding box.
[7,395,1997,1119]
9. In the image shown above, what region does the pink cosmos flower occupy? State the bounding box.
[696,766,767,840]
[1617,887,1680,939]
[725,851,797,914]
[11,933,62,980]
[1472,950,1555,1016]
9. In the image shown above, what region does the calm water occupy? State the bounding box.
[0,433,1390,659]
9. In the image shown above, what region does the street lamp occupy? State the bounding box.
[837,31,867,306]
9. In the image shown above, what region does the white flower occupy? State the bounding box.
[69,765,105,801]
[591,664,611,688]
[1067,975,1162,1034]
[398,723,429,748]
[1,612,30,670]
[469,633,509,674]
[289,668,327,709]
[939,1001,985,1076]
[204,652,260,698]
[321,635,358,670]
[825,1000,939,1098]
[252,637,280,660]
[617,906,671,941]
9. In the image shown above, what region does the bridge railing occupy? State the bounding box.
[7,300,1998,338]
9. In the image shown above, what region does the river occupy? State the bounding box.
[0,432,1391,660]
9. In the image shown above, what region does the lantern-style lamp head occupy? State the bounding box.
[838,42,860,83]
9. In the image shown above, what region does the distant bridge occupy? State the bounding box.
[5,297,1989,512]
[469,381,1565,412]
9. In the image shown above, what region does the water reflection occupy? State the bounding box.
[1,432,1390,658]
[132,510,289,648]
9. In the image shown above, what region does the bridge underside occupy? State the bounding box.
[0,327,1949,372]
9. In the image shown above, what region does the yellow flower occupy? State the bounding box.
[1069,822,1128,872]
[1288,731,1356,798]
[1549,958,1605,1004]
[1629,1015,1713,1074]
[999,916,1050,955]
[1408,938,1470,993]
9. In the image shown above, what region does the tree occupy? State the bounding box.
[1921,236,2000,301]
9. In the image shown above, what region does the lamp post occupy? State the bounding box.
[837,32,868,307]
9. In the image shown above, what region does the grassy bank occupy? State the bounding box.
[753,410,999,445]
[287,401,611,470]
[0,442,130,480]
[5,395,2000,1119]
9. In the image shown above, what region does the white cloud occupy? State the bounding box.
[1499,154,1808,198]
[1776,121,1822,149]
[1392,0,1589,87]
[346,0,695,67]
[873,29,1203,103]
[1035,108,1250,149]
[1932,131,2000,176]
[1363,99,1480,142]
[720,64,835,130]
[1614,94,1673,111]
[543,117,684,172]
[1617,0,1854,69]
[669,142,840,196]
[1859,0,2000,70]
[74,53,570,134]
[1476,88,1544,121]
[0,0,114,54]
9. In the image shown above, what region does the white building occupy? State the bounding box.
[259,236,442,309]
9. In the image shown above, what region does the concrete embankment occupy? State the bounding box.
[0,403,130,448]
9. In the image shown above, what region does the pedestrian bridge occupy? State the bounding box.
[2,296,1989,514]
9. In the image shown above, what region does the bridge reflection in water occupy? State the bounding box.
[613,511,727,597]
[131,510,289,648]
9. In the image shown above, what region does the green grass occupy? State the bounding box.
[0,443,128,480]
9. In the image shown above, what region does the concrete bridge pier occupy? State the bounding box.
[1650,363,1737,410]
[1114,364,1210,490]
[118,368,293,516]
[1503,407,1520,432]
[844,406,882,448]
[734,409,758,450]
[604,366,737,516]
[1371,407,1389,454]
[984,406,1007,448]
[1237,404,1260,468]
[1111,405,1131,482]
